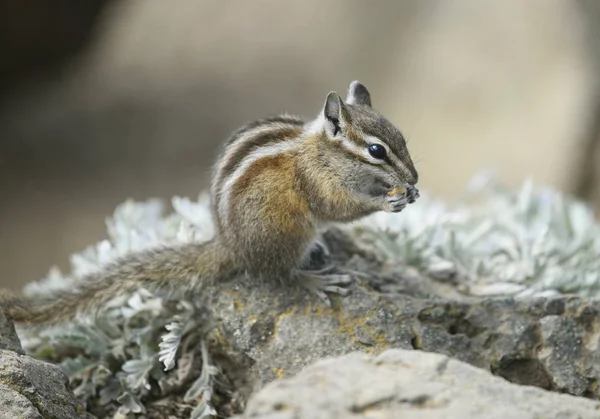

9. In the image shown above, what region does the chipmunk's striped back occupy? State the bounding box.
[211,115,307,231]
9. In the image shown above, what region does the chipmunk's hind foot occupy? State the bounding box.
[296,270,353,306]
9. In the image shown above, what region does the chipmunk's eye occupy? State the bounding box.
[368,144,387,159]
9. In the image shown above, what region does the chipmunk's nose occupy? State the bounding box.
[400,167,418,186]
[405,164,418,185]
[409,171,418,185]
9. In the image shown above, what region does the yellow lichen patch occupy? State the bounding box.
[272,306,301,341]
[271,300,390,354]
[302,302,336,318]
[334,312,368,339]
[233,297,246,311]
[272,367,285,379]
[213,329,229,347]
[329,306,391,353]
[221,289,247,311]
[374,332,389,346]
[361,333,392,354]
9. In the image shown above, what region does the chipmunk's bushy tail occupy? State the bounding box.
[0,240,235,325]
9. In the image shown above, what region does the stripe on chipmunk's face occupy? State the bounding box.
[314,82,418,186]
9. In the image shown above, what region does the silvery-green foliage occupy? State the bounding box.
[14,176,600,417]
[116,383,146,415]
[17,193,219,418]
[159,305,195,371]
[353,172,600,297]
[185,337,219,419]
[122,355,157,391]
[159,317,188,372]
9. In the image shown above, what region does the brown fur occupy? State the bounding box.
[212,125,303,235]
[224,153,314,278]
[218,127,302,187]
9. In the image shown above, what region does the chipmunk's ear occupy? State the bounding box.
[346,80,372,107]
[323,91,348,138]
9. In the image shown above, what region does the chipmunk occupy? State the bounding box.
[0,81,419,325]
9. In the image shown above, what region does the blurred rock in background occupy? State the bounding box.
[0,0,598,289]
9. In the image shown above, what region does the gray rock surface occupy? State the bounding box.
[208,229,600,407]
[0,315,92,419]
[0,308,23,354]
[237,348,600,419]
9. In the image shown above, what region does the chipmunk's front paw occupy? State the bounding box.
[406,184,420,204]
[385,193,408,213]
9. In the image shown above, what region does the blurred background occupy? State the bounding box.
[2,0,600,289]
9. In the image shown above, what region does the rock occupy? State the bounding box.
[208,229,600,407]
[0,314,93,418]
[0,307,23,354]
[237,348,600,419]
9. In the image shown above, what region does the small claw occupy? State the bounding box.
[297,271,353,305]
[406,184,420,204]
[324,274,353,286]
[314,289,332,306]
[322,285,352,296]
[304,265,337,275]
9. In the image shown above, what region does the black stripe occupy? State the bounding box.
[218,126,301,185]
[225,115,305,146]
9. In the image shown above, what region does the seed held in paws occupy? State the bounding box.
[387,185,408,197]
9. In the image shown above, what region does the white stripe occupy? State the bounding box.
[305,113,326,136]
[339,134,388,165]
[363,134,409,172]
[218,138,304,224]
[214,122,299,211]
[217,124,287,178]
